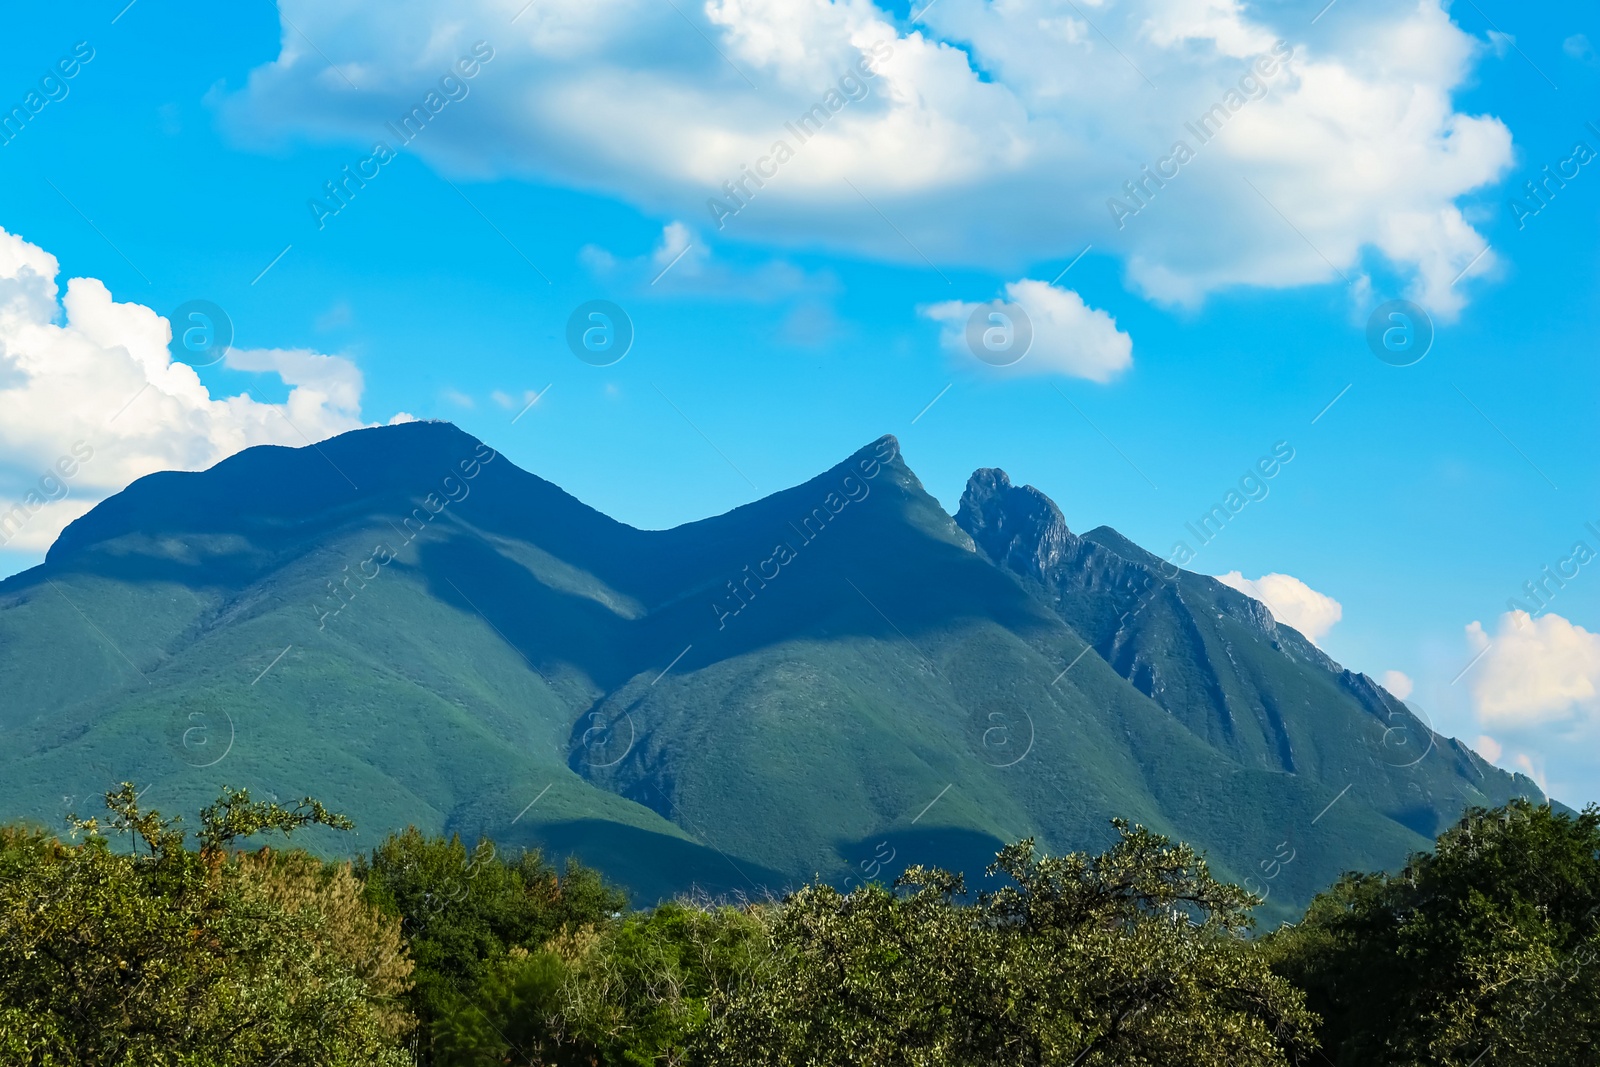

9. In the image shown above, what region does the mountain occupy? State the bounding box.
[0,422,1541,920]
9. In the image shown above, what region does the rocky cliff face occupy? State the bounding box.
[956,469,1081,579]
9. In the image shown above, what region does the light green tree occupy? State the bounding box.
[0,783,413,1066]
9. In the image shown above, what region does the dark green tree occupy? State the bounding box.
[357,827,628,1063]
[1267,799,1600,1066]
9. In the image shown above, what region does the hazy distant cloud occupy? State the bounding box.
[314,300,354,331]
[1472,732,1546,791]
[491,388,541,411]
[1514,751,1549,792]
[651,221,703,279]
[1467,611,1600,728]
[1381,669,1414,700]
[581,220,834,302]
[925,280,1133,382]
[1564,34,1596,65]
[1216,570,1343,645]
[226,0,1511,318]
[0,225,372,554]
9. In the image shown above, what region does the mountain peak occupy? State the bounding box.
[955,468,1080,579]
[839,433,903,471]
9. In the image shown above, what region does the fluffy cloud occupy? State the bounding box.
[1216,570,1343,645]
[0,225,371,555]
[924,280,1133,382]
[224,0,1510,317]
[1466,611,1600,728]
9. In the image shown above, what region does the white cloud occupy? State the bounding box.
[1466,611,1600,728]
[0,225,372,555]
[226,346,366,418]
[925,280,1133,382]
[223,0,1512,318]
[1215,570,1343,645]
[1381,669,1414,700]
[1475,733,1503,763]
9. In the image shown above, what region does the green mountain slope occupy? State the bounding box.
[0,423,1543,920]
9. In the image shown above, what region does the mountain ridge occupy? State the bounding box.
[0,422,1542,918]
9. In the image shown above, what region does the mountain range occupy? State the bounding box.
[0,422,1542,921]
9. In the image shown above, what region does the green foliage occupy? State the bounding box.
[356,826,629,1061]
[0,784,411,1066]
[427,897,772,1066]
[234,848,416,1041]
[196,786,354,855]
[431,947,577,1067]
[13,785,1595,1067]
[1267,799,1600,1065]
[696,821,1316,1066]
[558,902,772,1066]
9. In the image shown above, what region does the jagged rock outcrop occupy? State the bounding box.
[956,468,1081,577]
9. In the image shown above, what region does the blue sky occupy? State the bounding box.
[0,0,1597,803]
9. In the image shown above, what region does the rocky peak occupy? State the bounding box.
[955,468,1080,579]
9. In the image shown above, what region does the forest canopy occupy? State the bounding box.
[1,787,1593,1066]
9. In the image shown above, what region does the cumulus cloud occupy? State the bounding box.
[925,279,1132,382]
[223,0,1510,317]
[1466,611,1600,728]
[1216,570,1343,645]
[1381,669,1414,700]
[0,225,371,555]
[1475,734,1503,763]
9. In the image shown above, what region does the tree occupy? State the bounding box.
[427,896,772,1067]
[0,784,412,1066]
[696,822,1316,1066]
[1267,799,1600,1066]
[431,946,579,1067]
[234,848,415,1041]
